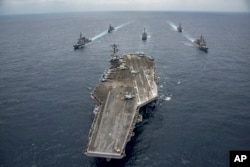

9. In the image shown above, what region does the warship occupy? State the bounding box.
[194,35,208,52]
[108,24,115,33]
[73,33,92,50]
[142,28,147,40]
[85,44,158,160]
[177,23,182,32]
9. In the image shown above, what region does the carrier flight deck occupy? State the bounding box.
[85,45,158,159]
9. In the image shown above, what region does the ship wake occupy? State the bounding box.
[167,21,177,31]
[182,33,195,43]
[115,22,132,30]
[91,30,108,41]
[91,22,132,41]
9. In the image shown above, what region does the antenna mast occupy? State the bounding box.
[111,44,119,59]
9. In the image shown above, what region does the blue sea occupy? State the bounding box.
[0,12,250,167]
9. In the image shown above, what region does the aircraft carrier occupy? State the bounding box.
[85,45,158,159]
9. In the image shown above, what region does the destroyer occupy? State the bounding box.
[177,23,182,32]
[73,33,92,50]
[85,44,158,160]
[194,35,208,52]
[108,24,115,33]
[142,28,147,40]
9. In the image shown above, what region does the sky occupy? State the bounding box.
[0,0,249,15]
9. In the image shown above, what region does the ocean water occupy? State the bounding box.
[0,12,250,167]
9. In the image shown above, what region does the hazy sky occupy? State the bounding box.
[0,0,249,15]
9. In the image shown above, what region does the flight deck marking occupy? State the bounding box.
[112,101,126,152]
[96,139,106,151]
[103,91,111,113]
[133,80,141,104]
[107,140,115,151]
[87,54,157,158]
[143,70,155,97]
[93,91,111,148]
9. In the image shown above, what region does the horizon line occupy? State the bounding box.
[1,10,249,16]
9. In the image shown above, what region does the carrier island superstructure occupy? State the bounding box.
[85,44,158,159]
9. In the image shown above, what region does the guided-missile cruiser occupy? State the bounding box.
[194,35,208,52]
[177,23,182,32]
[108,24,115,33]
[85,44,158,160]
[73,33,92,50]
[142,28,147,40]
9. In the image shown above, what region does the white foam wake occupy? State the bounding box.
[115,22,132,30]
[164,96,172,101]
[91,22,132,41]
[91,30,108,41]
[183,33,195,43]
[167,21,177,30]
